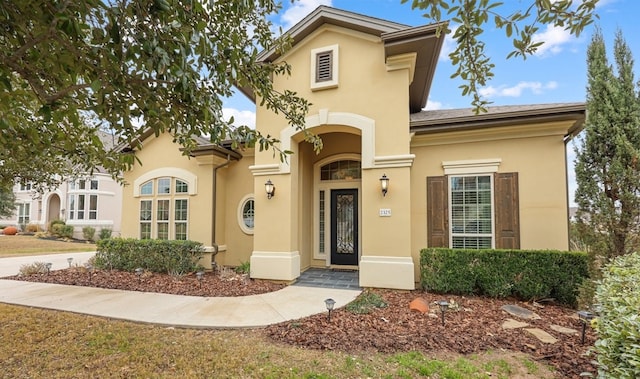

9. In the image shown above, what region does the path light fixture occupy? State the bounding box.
[45,262,52,275]
[67,257,73,267]
[86,264,94,283]
[196,271,204,287]
[380,174,389,197]
[578,310,595,344]
[135,268,143,283]
[437,300,450,326]
[265,179,275,199]
[324,298,336,322]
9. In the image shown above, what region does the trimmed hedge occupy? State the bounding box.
[95,238,204,275]
[594,252,640,378]
[420,248,588,307]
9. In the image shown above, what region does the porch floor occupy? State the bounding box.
[293,268,361,290]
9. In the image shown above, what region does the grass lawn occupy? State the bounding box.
[0,303,553,378]
[0,234,95,257]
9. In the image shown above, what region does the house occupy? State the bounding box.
[1,131,123,239]
[119,6,585,290]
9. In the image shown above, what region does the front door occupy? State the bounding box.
[330,189,358,265]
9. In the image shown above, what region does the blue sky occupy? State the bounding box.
[222,0,640,205]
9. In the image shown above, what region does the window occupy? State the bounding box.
[320,160,361,181]
[158,178,171,195]
[175,180,188,194]
[174,199,188,240]
[140,181,153,195]
[319,190,325,254]
[90,180,99,190]
[450,175,493,249]
[19,183,32,191]
[17,203,30,224]
[310,44,339,90]
[157,200,170,239]
[77,195,85,219]
[427,172,520,249]
[69,196,76,219]
[237,196,255,234]
[140,200,152,239]
[79,180,86,190]
[89,195,98,220]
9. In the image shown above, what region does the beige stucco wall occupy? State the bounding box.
[410,121,572,279]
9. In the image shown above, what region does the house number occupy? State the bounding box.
[379,208,391,217]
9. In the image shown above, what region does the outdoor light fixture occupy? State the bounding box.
[67,257,73,267]
[437,300,450,326]
[380,174,389,197]
[86,264,94,283]
[45,262,52,275]
[135,267,143,283]
[578,310,595,344]
[324,298,336,322]
[265,179,275,199]
[196,271,204,287]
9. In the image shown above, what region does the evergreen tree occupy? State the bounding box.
[575,29,640,264]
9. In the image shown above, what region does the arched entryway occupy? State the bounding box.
[46,194,61,227]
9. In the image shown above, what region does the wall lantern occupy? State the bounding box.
[437,300,450,326]
[324,298,336,321]
[380,174,389,197]
[265,179,275,199]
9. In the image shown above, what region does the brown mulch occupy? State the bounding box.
[4,269,598,378]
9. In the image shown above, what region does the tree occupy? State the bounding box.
[0,184,16,219]
[1,0,598,190]
[0,0,316,191]
[403,0,599,110]
[574,29,640,262]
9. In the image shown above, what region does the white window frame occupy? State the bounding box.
[310,44,339,91]
[156,199,170,239]
[140,200,153,239]
[174,198,188,240]
[17,203,30,224]
[448,174,495,249]
[237,194,255,235]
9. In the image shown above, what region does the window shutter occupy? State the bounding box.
[316,51,333,82]
[494,172,520,249]
[427,176,448,247]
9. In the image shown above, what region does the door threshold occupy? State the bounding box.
[329,265,359,271]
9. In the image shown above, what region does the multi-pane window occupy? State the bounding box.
[19,183,32,191]
[320,160,361,181]
[319,190,325,253]
[449,175,493,249]
[140,200,152,239]
[138,177,189,240]
[17,203,30,224]
[68,179,100,220]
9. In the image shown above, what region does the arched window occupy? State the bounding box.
[320,160,361,181]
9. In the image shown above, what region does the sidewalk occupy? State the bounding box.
[0,252,361,328]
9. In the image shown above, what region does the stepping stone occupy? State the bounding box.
[501,304,541,320]
[524,328,558,344]
[550,324,578,335]
[502,318,529,329]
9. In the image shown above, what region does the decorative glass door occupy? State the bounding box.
[330,189,358,265]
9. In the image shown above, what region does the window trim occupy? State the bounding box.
[310,44,339,91]
[237,194,255,235]
[174,198,188,240]
[448,174,495,249]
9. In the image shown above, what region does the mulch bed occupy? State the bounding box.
[4,269,598,378]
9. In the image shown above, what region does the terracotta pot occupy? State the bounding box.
[3,226,18,235]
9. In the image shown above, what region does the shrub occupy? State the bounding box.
[25,224,40,233]
[420,248,589,307]
[99,228,112,240]
[593,252,640,378]
[49,219,65,230]
[94,238,204,275]
[235,261,250,274]
[82,226,96,241]
[18,262,47,276]
[60,225,74,239]
[3,226,18,235]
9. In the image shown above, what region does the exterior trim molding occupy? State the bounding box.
[442,158,502,175]
[249,163,281,176]
[359,255,415,290]
[133,167,197,197]
[373,154,415,168]
[386,52,417,84]
[250,251,301,281]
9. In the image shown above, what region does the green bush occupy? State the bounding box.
[50,223,64,237]
[99,228,112,240]
[594,252,640,378]
[420,248,589,307]
[82,226,96,241]
[60,225,74,239]
[94,238,204,275]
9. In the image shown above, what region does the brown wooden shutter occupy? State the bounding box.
[427,176,448,247]
[494,172,520,249]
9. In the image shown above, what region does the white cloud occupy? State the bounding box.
[223,108,256,129]
[281,0,332,30]
[479,81,558,98]
[438,25,457,62]
[532,25,574,57]
[424,99,444,110]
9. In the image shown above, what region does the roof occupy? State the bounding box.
[241,6,445,113]
[410,103,586,138]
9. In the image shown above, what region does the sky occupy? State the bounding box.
[221,0,640,206]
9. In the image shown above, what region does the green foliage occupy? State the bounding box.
[420,248,589,306]
[594,252,640,378]
[346,290,388,314]
[0,185,15,218]
[235,261,250,274]
[402,0,598,112]
[99,228,112,240]
[0,0,317,191]
[94,238,204,275]
[60,225,74,239]
[82,226,96,241]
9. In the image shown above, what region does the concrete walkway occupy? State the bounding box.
[0,252,362,328]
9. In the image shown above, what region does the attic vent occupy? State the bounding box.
[316,51,333,82]
[310,44,339,91]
